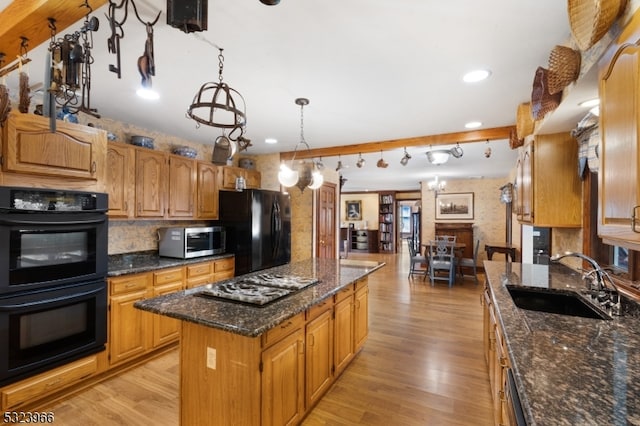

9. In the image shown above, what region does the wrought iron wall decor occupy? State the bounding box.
[105,0,161,83]
[46,1,101,118]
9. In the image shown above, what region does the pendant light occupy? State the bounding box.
[278,98,324,192]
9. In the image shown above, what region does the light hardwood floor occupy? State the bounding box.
[43,250,494,425]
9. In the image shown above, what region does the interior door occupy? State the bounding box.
[316,183,337,259]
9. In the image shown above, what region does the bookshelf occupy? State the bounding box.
[378,192,396,253]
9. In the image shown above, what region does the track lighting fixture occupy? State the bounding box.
[400,147,411,166]
[376,151,388,168]
[425,143,464,165]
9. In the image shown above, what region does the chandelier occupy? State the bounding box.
[427,176,446,192]
[187,48,247,141]
[425,143,464,165]
[278,98,324,192]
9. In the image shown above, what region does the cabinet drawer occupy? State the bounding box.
[110,274,150,295]
[306,298,333,321]
[154,267,185,286]
[1,355,98,409]
[334,285,354,303]
[187,261,213,279]
[262,312,305,349]
[214,257,235,273]
[186,275,213,289]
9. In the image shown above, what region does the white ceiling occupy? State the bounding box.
[1,0,603,192]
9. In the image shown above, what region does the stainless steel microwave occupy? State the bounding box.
[158,226,225,259]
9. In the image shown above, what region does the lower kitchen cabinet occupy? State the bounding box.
[179,277,370,425]
[152,267,185,347]
[109,273,152,366]
[354,279,369,351]
[333,287,354,376]
[262,327,306,426]
[305,301,334,408]
[483,285,512,426]
[0,355,100,411]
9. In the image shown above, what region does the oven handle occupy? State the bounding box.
[0,285,104,311]
[0,217,106,226]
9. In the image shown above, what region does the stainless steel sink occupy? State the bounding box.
[506,286,612,320]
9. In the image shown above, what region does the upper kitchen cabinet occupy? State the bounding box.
[514,133,582,227]
[598,10,640,250]
[167,156,197,218]
[106,142,135,218]
[219,166,261,191]
[107,141,219,220]
[1,112,106,185]
[135,149,167,218]
[195,162,220,220]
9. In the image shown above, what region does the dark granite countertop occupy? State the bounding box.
[134,258,385,338]
[108,251,235,276]
[484,260,640,426]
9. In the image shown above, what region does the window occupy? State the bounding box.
[400,205,411,233]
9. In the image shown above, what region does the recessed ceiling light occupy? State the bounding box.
[265,138,278,144]
[465,121,483,129]
[579,98,600,108]
[463,69,491,83]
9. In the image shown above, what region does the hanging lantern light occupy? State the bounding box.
[277,98,324,192]
[187,48,247,141]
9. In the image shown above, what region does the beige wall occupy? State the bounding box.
[421,177,511,264]
[339,193,379,230]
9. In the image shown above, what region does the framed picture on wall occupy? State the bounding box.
[435,192,474,220]
[346,200,362,220]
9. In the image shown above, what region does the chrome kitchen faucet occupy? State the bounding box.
[551,252,621,316]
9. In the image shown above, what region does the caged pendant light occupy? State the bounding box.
[187,48,247,141]
[278,98,324,192]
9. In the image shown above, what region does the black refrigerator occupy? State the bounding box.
[219,189,291,275]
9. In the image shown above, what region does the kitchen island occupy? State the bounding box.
[484,261,640,425]
[135,258,384,426]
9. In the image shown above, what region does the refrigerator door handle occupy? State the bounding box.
[272,200,281,257]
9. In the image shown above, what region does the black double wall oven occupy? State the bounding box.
[0,187,108,386]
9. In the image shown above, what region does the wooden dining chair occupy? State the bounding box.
[458,239,480,284]
[428,239,456,287]
[407,238,428,280]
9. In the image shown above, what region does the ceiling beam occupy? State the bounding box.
[280,125,515,160]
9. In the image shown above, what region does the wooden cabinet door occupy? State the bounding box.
[152,281,183,347]
[168,156,196,218]
[519,144,533,223]
[2,111,106,180]
[305,308,333,407]
[109,288,150,366]
[220,166,243,190]
[333,295,354,376]
[261,328,305,426]
[196,162,219,219]
[599,40,640,247]
[135,149,166,218]
[354,283,369,351]
[106,142,134,218]
[245,169,261,189]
